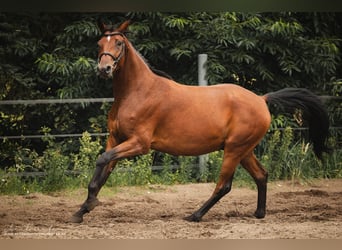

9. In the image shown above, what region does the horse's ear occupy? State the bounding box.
[116,20,131,34]
[98,20,111,33]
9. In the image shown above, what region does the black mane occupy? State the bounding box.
[137,51,173,80]
[149,66,173,80]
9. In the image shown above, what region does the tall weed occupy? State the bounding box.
[207,151,223,182]
[260,127,341,182]
[39,134,71,192]
[108,152,153,186]
[175,156,196,183]
[72,131,103,187]
[158,153,176,184]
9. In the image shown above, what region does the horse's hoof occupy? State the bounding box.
[69,214,83,223]
[254,210,265,219]
[183,214,201,222]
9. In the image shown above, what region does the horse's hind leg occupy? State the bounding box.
[184,153,239,222]
[240,153,268,218]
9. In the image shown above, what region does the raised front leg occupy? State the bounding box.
[69,133,118,223]
[70,159,117,223]
[70,136,150,223]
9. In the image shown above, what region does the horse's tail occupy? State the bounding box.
[263,88,330,159]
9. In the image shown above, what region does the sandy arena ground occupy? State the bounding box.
[0,179,341,239]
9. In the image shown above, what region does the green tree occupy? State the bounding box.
[126,12,341,93]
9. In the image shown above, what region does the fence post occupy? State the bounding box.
[198,54,209,181]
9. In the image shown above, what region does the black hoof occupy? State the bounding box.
[69,198,100,224]
[184,214,201,222]
[254,210,265,219]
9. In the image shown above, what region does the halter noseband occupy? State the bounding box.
[98,32,126,66]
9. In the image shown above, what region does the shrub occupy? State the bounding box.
[108,152,154,186]
[175,156,196,184]
[72,131,103,187]
[39,134,71,192]
[158,153,176,185]
[207,151,223,182]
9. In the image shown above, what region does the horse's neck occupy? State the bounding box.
[112,43,155,99]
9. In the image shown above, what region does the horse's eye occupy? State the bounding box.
[116,41,123,47]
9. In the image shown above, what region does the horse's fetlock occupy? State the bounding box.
[88,182,98,194]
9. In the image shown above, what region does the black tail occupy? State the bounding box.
[264,88,330,159]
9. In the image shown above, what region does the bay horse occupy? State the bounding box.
[70,20,329,223]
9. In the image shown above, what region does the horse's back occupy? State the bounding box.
[179,83,270,126]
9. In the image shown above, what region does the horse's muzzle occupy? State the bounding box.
[98,64,114,79]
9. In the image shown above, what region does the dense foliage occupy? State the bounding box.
[0,12,341,192]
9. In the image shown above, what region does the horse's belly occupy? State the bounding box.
[151,123,225,156]
[151,140,223,156]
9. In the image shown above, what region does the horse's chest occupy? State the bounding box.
[111,110,138,141]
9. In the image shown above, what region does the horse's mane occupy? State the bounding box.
[150,66,173,80]
[135,50,173,80]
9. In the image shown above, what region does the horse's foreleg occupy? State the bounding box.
[240,153,268,218]
[184,154,239,222]
[70,160,117,223]
[70,134,119,223]
[70,137,149,223]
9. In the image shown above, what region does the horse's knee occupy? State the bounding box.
[96,154,106,167]
[96,150,113,167]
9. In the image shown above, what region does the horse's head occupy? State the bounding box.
[97,20,130,78]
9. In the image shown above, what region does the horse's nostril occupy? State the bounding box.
[105,65,112,74]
